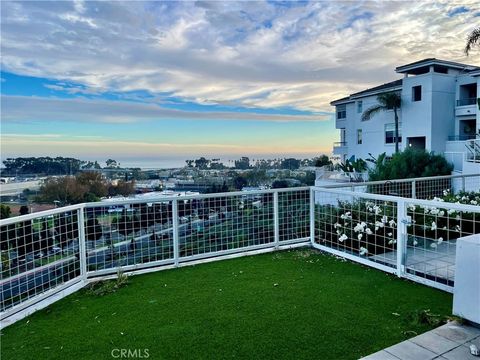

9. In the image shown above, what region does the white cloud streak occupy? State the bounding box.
[1,95,327,123]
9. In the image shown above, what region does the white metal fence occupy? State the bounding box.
[320,173,480,199]
[1,174,479,327]
[311,187,480,293]
[0,188,310,325]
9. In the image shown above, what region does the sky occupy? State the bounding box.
[1,0,479,167]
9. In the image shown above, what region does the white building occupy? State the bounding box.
[331,58,480,175]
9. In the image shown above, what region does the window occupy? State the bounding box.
[357,129,363,144]
[385,123,402,144]
[412,86,422,102]
[336,104,346,119]
[357,101,363,113]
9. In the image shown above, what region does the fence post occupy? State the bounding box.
[462,176,466,192]
[411,180,416,199]
[172,199,179,267]
[396,199,407,278]
[309,188,315,246]
[273,191,279,249]
[77,206,87,281]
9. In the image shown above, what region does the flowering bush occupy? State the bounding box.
[316,190,480,256]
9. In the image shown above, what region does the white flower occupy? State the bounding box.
[471,200,478,205]
[437,237,443,245]
[408,204,416,211]
[339,234,348,242]
[388,239,397,245]
[334,222,341,228]
[439,211,445,217]
[455,215,461,221]
[387,232,393,237]
[455,225,461,232]
[336,230,341,235]
[381,215,388,224]
[365,228,373,235]
[388,219,396,227]
[358,233,363,240]
[443,189,449,196]
[359,247,368,256]
[430,208,439,215]
[430,243,437,249]
[413,240,418,246]
[447,209,456,215]
[431,222,437,231]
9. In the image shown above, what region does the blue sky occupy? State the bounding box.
[1,0,479,166]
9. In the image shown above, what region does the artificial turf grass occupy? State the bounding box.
[0,249,452,360]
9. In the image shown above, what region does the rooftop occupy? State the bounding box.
[1,249,452,360]
[395,58,479,74]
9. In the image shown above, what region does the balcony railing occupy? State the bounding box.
[447,134,478,141]
[456,98,477,106]
[1,173,479,327]
[333,141,347,147]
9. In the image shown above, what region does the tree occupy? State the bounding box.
[76,171,108,198]
[39,177,87,205]
[465,27,480,55]
[194,157,210,170]
[19,205,29,215]
[0,204,11,219]
[314,155,332,167]
[105,159,120,168]
[362,92,402,153]
[233,175,248,190]
[272,180,289,189]
[234,157,250,170]
[281,158,301,170]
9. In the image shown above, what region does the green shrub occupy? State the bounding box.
[368,149,453,181]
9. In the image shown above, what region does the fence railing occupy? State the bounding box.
[311,187,480,292]
[1,174,479,326]
[0,188,310,322]
[456,98,477,106]
[319,173,480,199]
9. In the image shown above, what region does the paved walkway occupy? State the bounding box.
[361,321,480,360]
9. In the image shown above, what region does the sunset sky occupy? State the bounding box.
[1,1,479,167]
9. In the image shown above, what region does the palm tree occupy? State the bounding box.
[361,92,402,153]
[465,27,480,55]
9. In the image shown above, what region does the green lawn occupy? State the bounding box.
[1,249,452,360]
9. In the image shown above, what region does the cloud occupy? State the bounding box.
[1,0,479,113]
[1,95,329,123]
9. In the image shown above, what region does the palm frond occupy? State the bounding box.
[465,27,480,55]
[361,104,383,121]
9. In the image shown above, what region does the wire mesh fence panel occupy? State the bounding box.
[179,193,275,258]
[405,194,480,287]
[313,190,399,269]
[0,209,81,312]
[278,189,310,242]
[84,201,174,273]
[322,174,480,200]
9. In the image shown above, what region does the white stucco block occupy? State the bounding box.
[453,234,480,324]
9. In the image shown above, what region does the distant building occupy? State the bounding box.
[331,58,480,175]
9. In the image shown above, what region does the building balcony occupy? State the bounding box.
[456,98,477,106]
[335,117,346,129]
[455,98,477,117]
[332,141,347,155]
[447,135,478,141]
